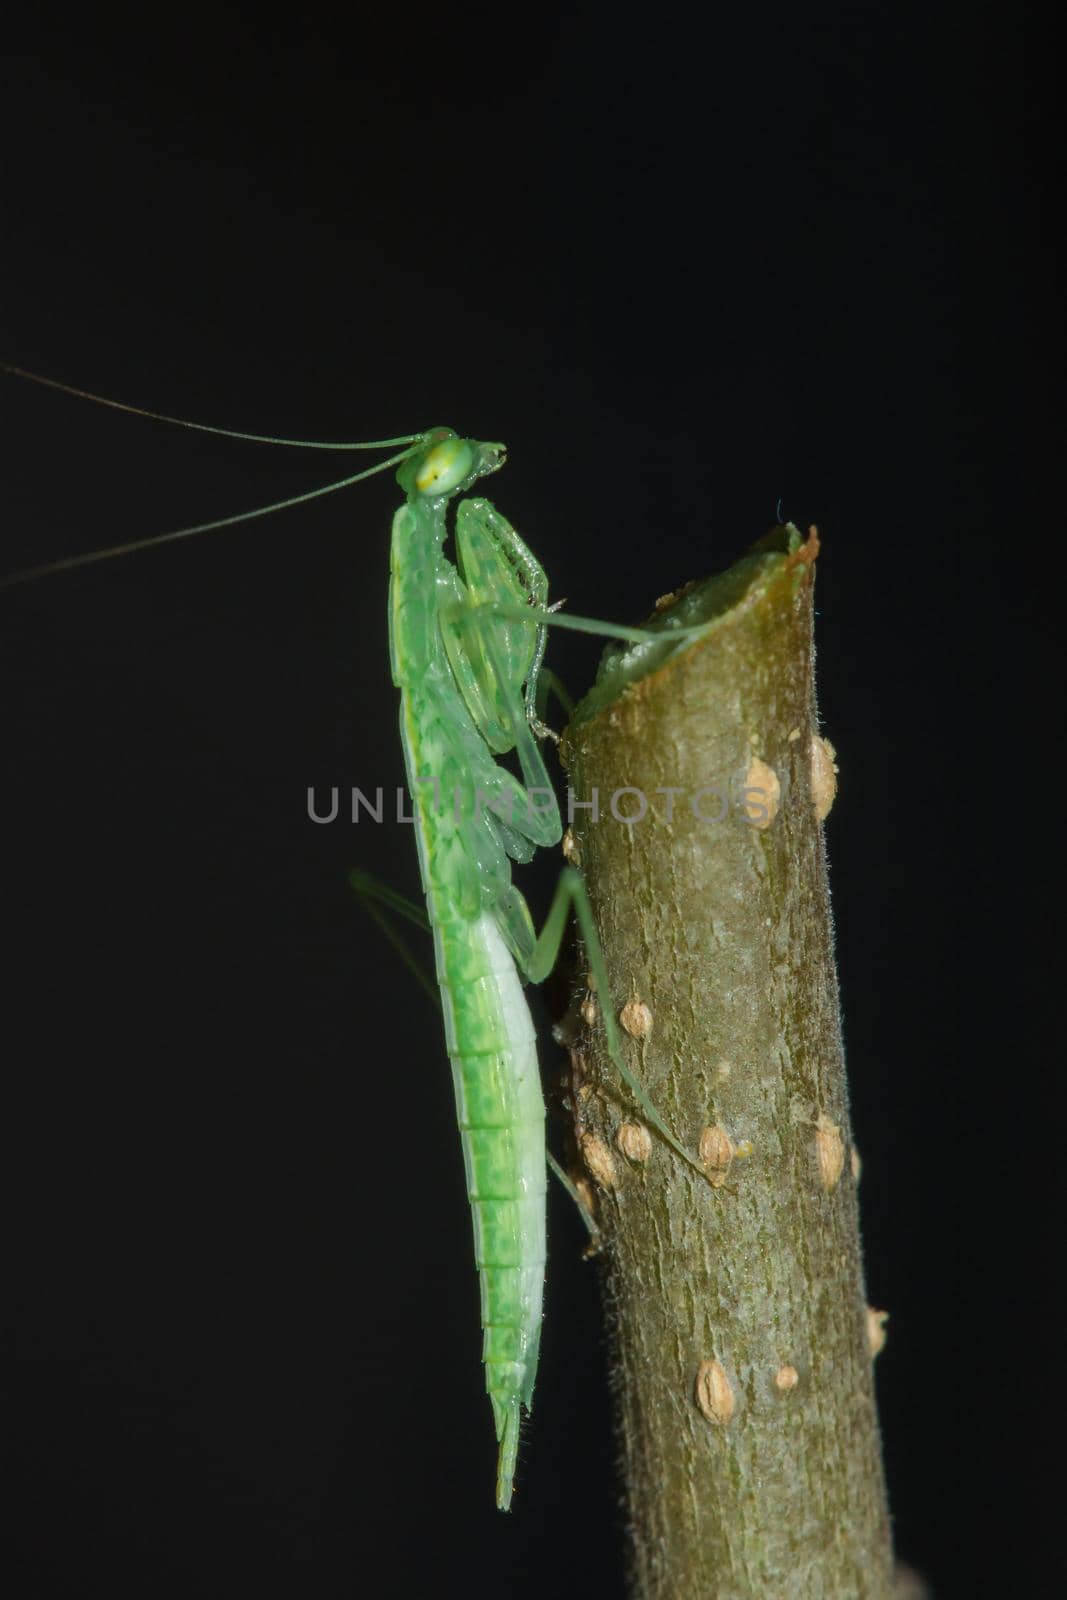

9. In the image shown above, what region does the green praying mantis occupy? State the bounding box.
[2,364,714,1509]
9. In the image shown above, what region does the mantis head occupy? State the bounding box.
[398,428,506,502]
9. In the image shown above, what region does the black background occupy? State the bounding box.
[1,8,1055,1598]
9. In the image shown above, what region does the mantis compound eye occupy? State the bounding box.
[415,434,474,497]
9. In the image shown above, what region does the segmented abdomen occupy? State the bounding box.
[435,903,546,1510]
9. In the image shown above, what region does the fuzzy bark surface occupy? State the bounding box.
[559,527,893,1599]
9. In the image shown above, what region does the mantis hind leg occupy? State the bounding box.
[348,868,437,1009]
[545,1150,600,1247]
[497,868,710,1184]
[534,665,575,728]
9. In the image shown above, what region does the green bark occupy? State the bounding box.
[559,526,893,1599]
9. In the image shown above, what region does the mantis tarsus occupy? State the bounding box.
[2,366,712,1510]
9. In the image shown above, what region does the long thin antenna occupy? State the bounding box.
[1,447,418,589]
[1,362,425,451]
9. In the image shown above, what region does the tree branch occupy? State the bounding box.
[559,526,893,1599]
